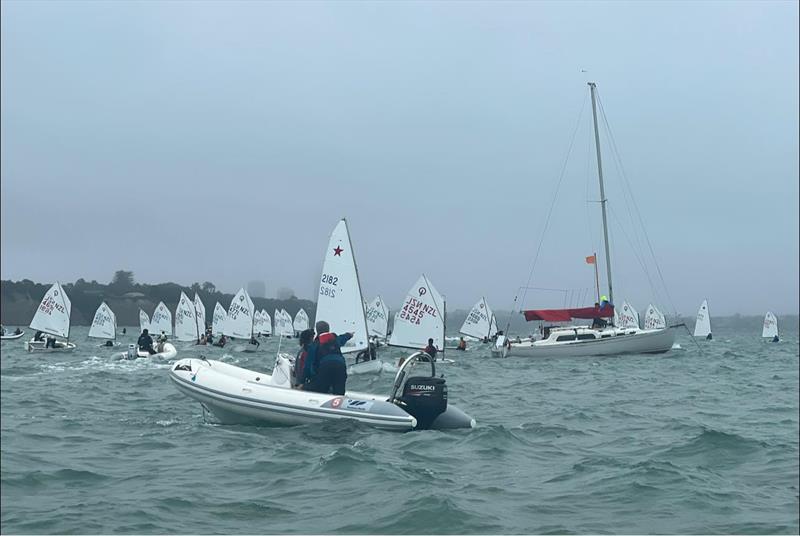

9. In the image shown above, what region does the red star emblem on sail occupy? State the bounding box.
[333,246,343,256]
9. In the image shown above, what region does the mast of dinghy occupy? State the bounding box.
[589,82,614,306]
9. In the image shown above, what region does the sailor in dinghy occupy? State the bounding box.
[26,282,77,353]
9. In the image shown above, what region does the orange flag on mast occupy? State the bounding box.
[585,254,597,264]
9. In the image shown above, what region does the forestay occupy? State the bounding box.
[139,309,150,334]
[88,302,116,340]
[30,282,72,339]
[150,302,173,337]
[389,274,445,350]
[293,308,310,333]
[194,293,206,335]
[365,296,389,339]
[693,299,712,337]
[460,297,493,339]
[762,311,778,339]
[175,292,199,342]
[314,219,369,353]
[225,288,255,339]
[212,302,227,335]
[644,304,666,330]
[614,301,640,329]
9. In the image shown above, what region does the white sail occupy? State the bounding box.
[139,309,150,333]
[225,288,255,339]
[693,299,712,337]
[261,309,272,335]
[30,282,72,339]
[293,308,310,333]
[460,297,493,339]
[389,274,445,351]
[88,302,116,340]
[150,301,173,337]
[365,296,389,339]
[614,300,640,329]
[762,311,778,339]
[194,293,206,336]
[644,304,666,330]
[279,309,294,337]
[313,219,369,353]
[489,313,498,338]
[175,292,199,342]
[212,302,227,335]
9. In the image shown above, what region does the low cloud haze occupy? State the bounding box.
[2,1,798,316]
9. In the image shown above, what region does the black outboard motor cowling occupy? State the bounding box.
[398,376,448,429]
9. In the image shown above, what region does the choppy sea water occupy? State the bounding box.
[1,325,798,534]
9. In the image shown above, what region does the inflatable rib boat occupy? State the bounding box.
[169,352,475,432]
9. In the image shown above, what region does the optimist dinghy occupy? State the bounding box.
[169,351,475,431]
[26,282,77,353]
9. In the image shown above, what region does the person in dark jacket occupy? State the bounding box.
[294,328,315,387]
[423,338,438,360]
[137,329,156,355]
[303,321,351,395]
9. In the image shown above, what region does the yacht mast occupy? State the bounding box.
[589,82,614,305]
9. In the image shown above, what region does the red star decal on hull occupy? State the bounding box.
[333,246,343,256]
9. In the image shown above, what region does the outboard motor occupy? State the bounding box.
[398,376,448,430]
[391,352,448,430]
[126,344,137,360]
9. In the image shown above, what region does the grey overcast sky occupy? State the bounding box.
[1,1,798,316]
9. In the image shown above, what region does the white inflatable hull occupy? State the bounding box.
[135,342,178,360]
[1,332,25,340]
[170,358,417,431]
[505,328,676,358]
[25,340,77,353]
[347,359,397,375]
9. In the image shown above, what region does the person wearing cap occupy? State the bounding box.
[302,320,352,395]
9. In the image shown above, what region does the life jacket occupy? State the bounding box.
[314,332,344,369]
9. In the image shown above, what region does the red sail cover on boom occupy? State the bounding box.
[523,305,614,322]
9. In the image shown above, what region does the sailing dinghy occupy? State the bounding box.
[389,275,453,363]
[225,288,259,351]
[310,219,391,375]
[212,302,226,337]
[150,302,173,339]
[366,296,390,343]
[26,282,77,353]
[762,311,779,342]
[694,300,712,340]
[89,301,119,347]
[459,297,498,347]
[293,308,310,335]
[175,292,201,343]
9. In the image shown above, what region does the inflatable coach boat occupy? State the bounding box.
[169,351,475,432]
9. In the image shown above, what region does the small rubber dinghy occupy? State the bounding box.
[1,331,25,340]
[169,351,475,432]
[121,343,178,360]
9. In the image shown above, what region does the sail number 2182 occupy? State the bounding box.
[320,273,338,298]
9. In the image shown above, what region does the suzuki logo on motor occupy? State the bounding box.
[410,385,436,391]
